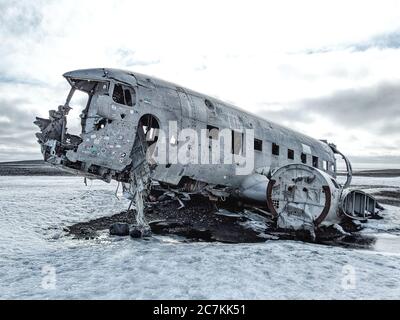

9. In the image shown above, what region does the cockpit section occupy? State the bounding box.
[34,74,140,183]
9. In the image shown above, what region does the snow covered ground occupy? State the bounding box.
[0,176,399,299]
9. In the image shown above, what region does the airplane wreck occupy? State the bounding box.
[34,68,383,240]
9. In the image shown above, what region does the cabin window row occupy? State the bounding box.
[206,126,333,172]
[263,140,332,171]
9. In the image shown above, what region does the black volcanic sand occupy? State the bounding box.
[66,197,268,243]
[65,195,383,250]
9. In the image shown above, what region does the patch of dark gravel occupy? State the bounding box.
[66,196,269,243]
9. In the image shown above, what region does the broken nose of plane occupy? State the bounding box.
[33,103,74,162]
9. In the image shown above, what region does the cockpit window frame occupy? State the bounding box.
[112,82,136,107]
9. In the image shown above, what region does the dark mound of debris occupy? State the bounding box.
[146,197,266,243]
[67,195,269,243]
[66,211,136,240]
[65,194,380,249]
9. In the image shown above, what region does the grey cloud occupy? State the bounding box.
[352,30,400,51]
[0,74,45,86]
[259,82,400,135]
[0,98,39,161]
[364,140,400,152]
[303,30,400,54]
[0,1,48,87]
[257,103,314,125]
[0,98,37,132]
[0,133,37,147]
[0,0,44,36]
[378,121,400,136]
[300,82,400,132]
[115,48,160,67]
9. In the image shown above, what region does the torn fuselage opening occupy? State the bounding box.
[72,79,110,134]
[61,79,110,147]
[34,77,142,183]
[46,80,109,174]
[139,114,160,147]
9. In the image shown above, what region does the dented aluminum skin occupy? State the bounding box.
[34,68,381,230]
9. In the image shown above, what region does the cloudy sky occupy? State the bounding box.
[1,0,400,167]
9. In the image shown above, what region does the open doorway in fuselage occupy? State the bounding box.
[139,114,160,147]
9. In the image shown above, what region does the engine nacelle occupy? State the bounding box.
[266,164,342,232]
